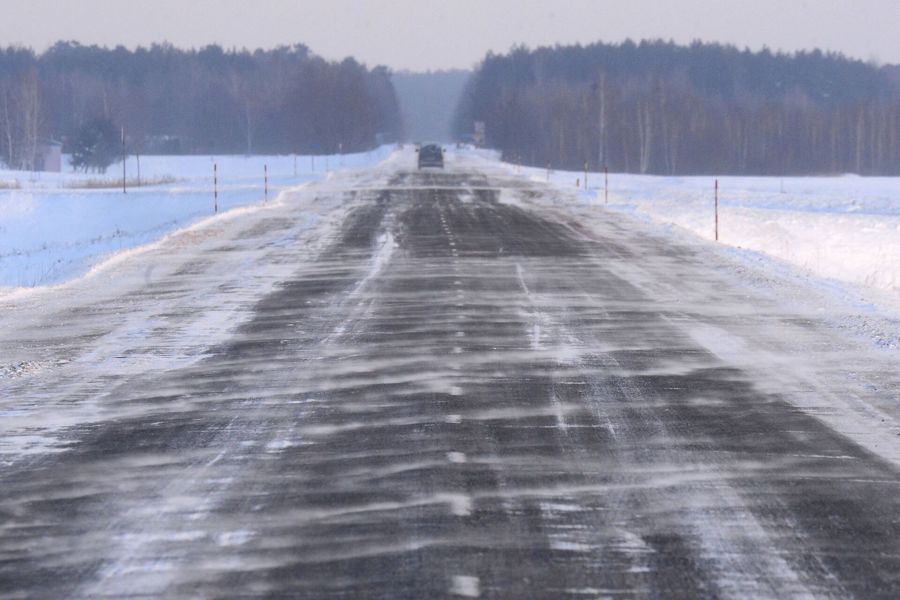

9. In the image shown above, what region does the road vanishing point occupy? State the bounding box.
[1,150,900,598]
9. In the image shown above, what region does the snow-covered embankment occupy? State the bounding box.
[0,147,392,290]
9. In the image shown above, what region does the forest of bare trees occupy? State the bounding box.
[455,40,900,175]
[0,42,403,169]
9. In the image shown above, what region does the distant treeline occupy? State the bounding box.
[454,40,900,175]
[0,42,403,169]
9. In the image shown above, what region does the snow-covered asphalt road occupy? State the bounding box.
[2,151,900,598]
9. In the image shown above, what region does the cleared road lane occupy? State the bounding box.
[1,153,899,598]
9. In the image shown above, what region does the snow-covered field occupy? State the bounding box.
[0,148,391,290]
[516,163,900,298]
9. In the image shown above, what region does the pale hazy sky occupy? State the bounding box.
[1,0,898,71]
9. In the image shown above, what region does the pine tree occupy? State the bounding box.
[70,117,119,173]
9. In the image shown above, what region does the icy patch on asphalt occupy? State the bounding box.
[450,575,481,597]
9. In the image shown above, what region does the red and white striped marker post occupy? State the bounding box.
[604,165,609,205]
[715,178,719,241]
[213,163,218,214]
[121,127,127,194]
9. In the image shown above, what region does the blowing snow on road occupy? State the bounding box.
[1,148,900,598]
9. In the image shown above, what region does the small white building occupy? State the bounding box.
[37,140,63,172]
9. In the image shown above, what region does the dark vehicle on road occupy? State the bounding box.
[417,143,444,168]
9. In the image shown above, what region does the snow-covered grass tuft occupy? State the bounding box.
[64,175,180,189]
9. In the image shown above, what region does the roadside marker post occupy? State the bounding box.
[264,164,269,202]
[604,165,609,205]
[213,163,218,214]
[121,127,127,194]
[715,179,719,241]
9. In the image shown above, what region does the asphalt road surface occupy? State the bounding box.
[2,152,900,598]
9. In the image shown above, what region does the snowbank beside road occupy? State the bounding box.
[0,147,393,290]
[517,164,900,297]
